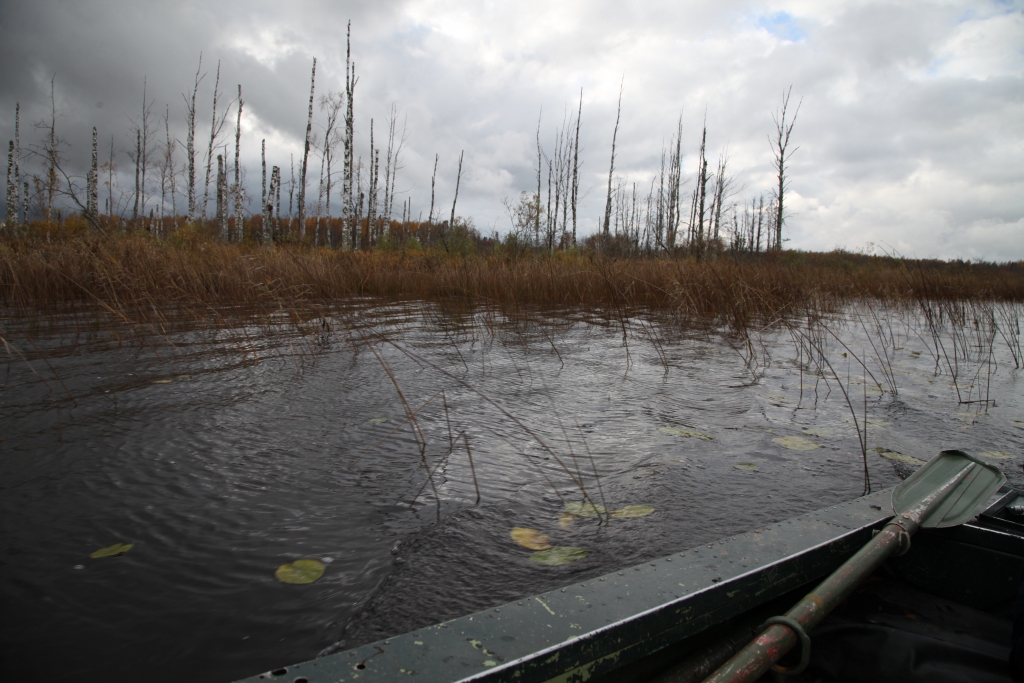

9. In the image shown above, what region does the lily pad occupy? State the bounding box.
[658,427,713,441]
[510,527,552,550]
[610,505,655,519]
[90,543,133,558]
[772,436,819,451]
[1011,420,1024,429]
[734,463,758,471]
[801,427,834,437]
[368,417,388,424]
[563,501,607,518]
[530,546,588,566]
[152,379,173,384]
[978,451,1011,460]
[877,450,926,466]
[275,559,325,585]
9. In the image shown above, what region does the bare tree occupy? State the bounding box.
[261,138,268,232]
[535,108,542,245]
[233,85,243,240]
[571,90,582,246]
[428,153,438,224]
[216,153,227,238]
[201,61,230,219]
[449,149,464,228]
[297,57,316,238]
[769,86,801,251]
[602,78,623,235]
[265,165,279,245]
[366,119,378,246]
[381,104,407,229]
[183,54,203,222]
[133,128,141,225]
[87,126,98,223]
[343,21,357,248]
[5,140,15,228]
[13,103,21,224]
[318,91,343,246]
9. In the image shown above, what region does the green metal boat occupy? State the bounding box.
[237,476,1024,683]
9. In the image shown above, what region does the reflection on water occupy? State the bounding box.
[1,302,1021,682]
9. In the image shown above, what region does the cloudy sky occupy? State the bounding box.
[2,0,1022,260]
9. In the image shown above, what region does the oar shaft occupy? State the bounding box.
[703,464,975,683]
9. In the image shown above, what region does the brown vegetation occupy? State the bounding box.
[2,222,1022,336]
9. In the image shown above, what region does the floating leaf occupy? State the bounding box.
[658,427,713,441]
[563,501,607,518]
[611,505,655,519]
[1012,420,1024,429]
[734,463,758,471]
[152,379,173,384]
[368,417,388,424]
[510,527,552,550]
[801,427,833,437]
[176,374,192,380]
[877,450,926,466]
[90,543,133,559]
[978,451,1011,460]
[558,512,574,528]
[275,559,325,585]
[772,436,819,451]
[530,546,587,566]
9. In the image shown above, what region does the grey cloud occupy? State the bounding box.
[1,0,1021,259]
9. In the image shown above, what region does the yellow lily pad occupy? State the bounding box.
[978,451,1011,460]
[772,436,819,451]
[275,559,325,585]
[610,505,655,519]
[90,543,133,558]
[734,463,758,471]
[368,417,388,424]
[530,546,587,566]
[877,450,926,466]
[801,427,833,437]
[558,512,574,528]
[152,379,173,384]
[510,527,552,550]
[563,501,607,518]
[658,427,713,441]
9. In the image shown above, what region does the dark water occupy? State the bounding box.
[2,303,1021,682]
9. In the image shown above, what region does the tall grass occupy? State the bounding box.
[2,226,1022,336]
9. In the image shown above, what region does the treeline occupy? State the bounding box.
[3,20,804,258]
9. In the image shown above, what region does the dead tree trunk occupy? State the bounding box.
[13,103,20,224]
[572,90,581,246]
[770,86,801,251]
[133,129,141,226]
[343,22,357,248]
[449,150,464,229]
[216,153,227,239]
[261,139,268,234]
[428,153,438,224]
[265,166,279,245]
[603,79,623,235]
[233,85,243,240]
[297,57,316,239]
[88,126,98,222]
[201,61,222,219]
[184,54,202,222]
[5,141,14,228]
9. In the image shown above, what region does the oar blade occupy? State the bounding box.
[892,450,1005,528]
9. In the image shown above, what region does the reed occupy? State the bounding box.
[2,224,1022,336]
